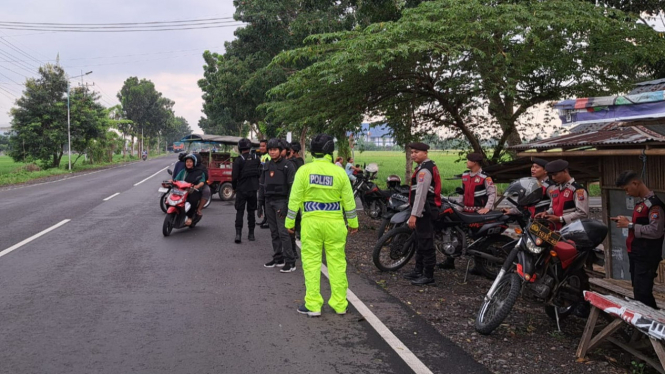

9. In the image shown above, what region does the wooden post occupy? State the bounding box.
[576,305,600,358]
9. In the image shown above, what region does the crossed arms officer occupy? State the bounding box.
[535,159,588,229]
[285,134,358,317]
[258,139,297,272]
[403,142,441,286]
[613,170,665,309]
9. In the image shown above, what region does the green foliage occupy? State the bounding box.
[0,134,9,153]
[116,77,174,142]
[266,0,665,165]
[8,64,110,169]
[164,116,192,145]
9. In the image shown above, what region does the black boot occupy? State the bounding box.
[248,228,255,241]
[411,274,435,285]
[403,269,423,280]
[235,228,242,244]
[437,256,455,270]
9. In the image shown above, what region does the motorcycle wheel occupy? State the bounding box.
[160,193,168,213]
[544,269,589,321]
[475,272,522,335]
[372,226,416,272]
[162,213,175,237]
[204,197,212,209]
[475,235,514,279]
[376,218,394,240]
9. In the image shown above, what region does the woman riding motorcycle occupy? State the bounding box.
[174,154,206,226]
[193,153,212,216]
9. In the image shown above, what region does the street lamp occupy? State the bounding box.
[67,70,93,171]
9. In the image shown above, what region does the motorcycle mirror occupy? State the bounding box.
[167,169,173,176]
[455,187,464,195]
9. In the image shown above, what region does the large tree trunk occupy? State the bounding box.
[404,143,412,183]
[300,126,308,161]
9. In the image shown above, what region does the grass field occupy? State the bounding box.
[316,150,600,196]
[0,152,165,186]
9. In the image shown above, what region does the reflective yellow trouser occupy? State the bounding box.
[300,216,348,313]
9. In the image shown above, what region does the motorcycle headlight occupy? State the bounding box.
[526,236,544,254]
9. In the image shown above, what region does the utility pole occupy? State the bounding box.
[67,70,93,171]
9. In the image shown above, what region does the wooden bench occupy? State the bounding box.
[577,291,665,373]
[589,278,665,310]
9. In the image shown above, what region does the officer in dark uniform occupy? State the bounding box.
[535,159,589,229]
[613,170,665,309]
[289,141,305,170]
[232,138,261,243]
[403,142,442,285]
[258,139,270,229]
[259,139,298,272]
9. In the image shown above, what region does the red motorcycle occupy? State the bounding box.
[162,180,201,236]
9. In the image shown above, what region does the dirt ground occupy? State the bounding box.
[345,212,656,374]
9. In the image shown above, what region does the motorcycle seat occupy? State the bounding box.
[455,210,505,223]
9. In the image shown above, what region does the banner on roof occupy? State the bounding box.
[554,91,665,125]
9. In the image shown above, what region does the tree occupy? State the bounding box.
[266,0,665,164]
[68,86,109,166]
[0,134,9,153]
[164,116,192,146]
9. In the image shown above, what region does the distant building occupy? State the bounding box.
[0,126,10,136]
[349,123,395,148]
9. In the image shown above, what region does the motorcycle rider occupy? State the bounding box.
[535,159,589,229]
[193,153,212,218]
[174,154,206,226]
[439,152,496,270]
[345,157,361,183]
[612,170,665,309]
[172,152,187,182]
[259,139,298,272]
[258,139,270,229]
[232,138,261,243]
[403,142,441,285]
[503,157,554,217]
[285,134,358,316]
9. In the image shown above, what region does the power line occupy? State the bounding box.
[0,59,33,78]
[0,23,245,33]
[0,85,16,98]
[0,37,44,65]
[0,17,235,26]
[0,20,241,30]
[63,52,204,68]
[0,45,224,63]
[0,47,38,71]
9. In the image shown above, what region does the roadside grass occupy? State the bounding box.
[0,152,168,187]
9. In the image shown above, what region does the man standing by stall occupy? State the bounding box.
[612,170,665,309]
[403,142,441,286]
[232,138,261,243]
[285,134,358,317]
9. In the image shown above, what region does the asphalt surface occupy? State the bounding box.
[0,155,489,374]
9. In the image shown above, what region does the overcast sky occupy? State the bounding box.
[0,0,241,133]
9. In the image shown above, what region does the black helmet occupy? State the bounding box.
[183,153,199,167]
[238,138,252,151]
[267,138,283,150]
[280,139,291,151]
[560,220,608,249]
[178,152,187,162]
[290,141,301,152]
[503,177,543,207]
[310,134,334,156]
[386,175,401,189]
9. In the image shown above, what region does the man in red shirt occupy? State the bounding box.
[612,170,665,309]
[535,159,588,229]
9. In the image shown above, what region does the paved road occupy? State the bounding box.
[0,155,489,374]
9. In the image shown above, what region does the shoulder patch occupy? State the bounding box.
[485,177,493,185]
[576,189,585,201]
[309,174,333,186]
[418,171,426,183]
[651,211,660,220]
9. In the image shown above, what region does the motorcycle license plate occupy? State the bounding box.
[528,221,561,246]
[158,188,169,193]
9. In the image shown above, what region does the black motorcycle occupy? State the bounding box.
[375,187,411,239]
[353,163,390,220]
[475,178,606,334]
[372,196,515,278]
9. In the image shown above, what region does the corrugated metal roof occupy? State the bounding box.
[511,122,665,150]
[630,78,665,94]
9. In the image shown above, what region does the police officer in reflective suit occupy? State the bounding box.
[232,138,261,243]
[259,139,298,272]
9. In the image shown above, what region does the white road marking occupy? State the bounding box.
[296,239,434,374]
[0,219,71,259]
[103,192,120,201]
[134,166,170,186]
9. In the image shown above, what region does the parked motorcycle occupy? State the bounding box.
[159,169,210,213]
[162,180,203,236]
[372,195,515,277]
[376,185,411,239]
[142,154,148,161]
[352,163,390,220]
[475,179,607,334]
